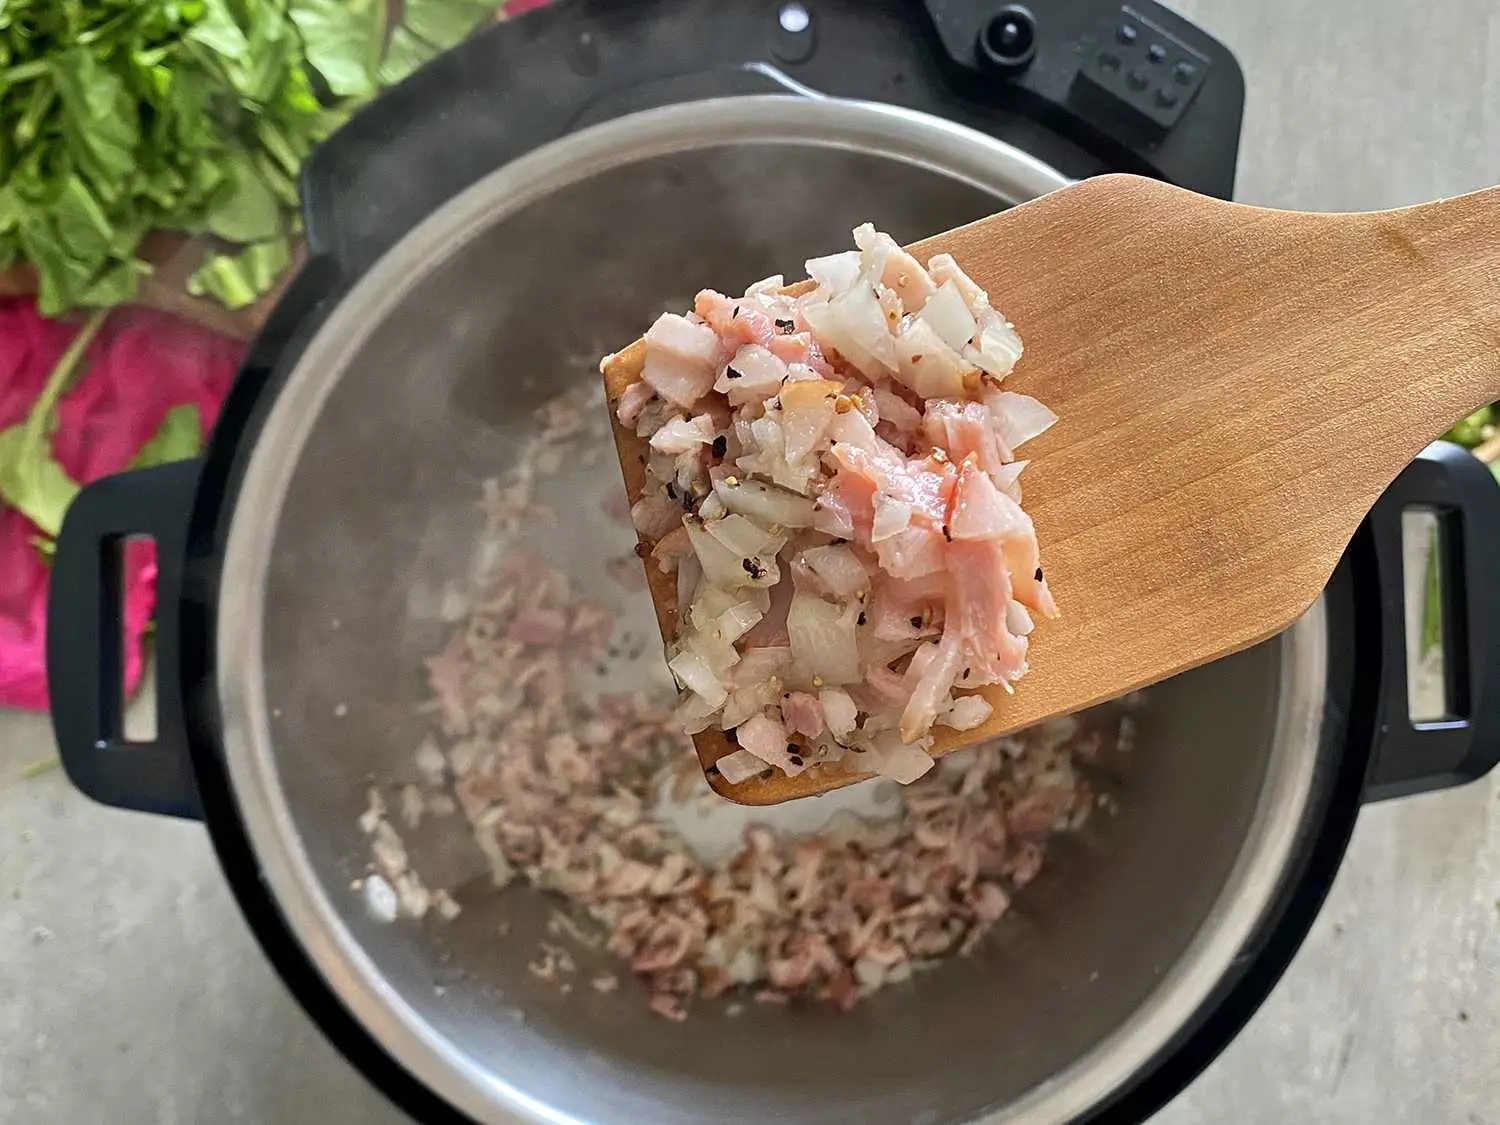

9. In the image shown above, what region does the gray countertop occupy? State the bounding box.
[3,1,1499,1121]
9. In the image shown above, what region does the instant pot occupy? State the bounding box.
[46,2,1500,1123]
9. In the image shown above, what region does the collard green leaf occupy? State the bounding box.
[205,152,286,242]
[128,404,205,469]
[186,0,252,61]
[0,0,468,317]
[50,176,115,269]
[188,236,292,308]
[0,425,81,538]
[401,0,495,52]
[51,49,139,201]
[290,0,386,98]
[0,309,104,537]
[378,24,443,86]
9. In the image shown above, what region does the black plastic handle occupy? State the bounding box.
[47,461,204,820]
[1363,441,1500,802]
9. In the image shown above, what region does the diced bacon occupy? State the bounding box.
[869,573,945,642]
[899,631,964,743]
[949,458,1032,542]
[779,379,840,464]
[813,469,876,542]
[738,711,806,775]
[615,380,656,426]
[695,289,777,348]
[927,253,990,311]
[782,692,825,740]
[923,400,1011,482]
[945,538,1029,687]
[871,385,924,442]
[644,313,721,407]
[631,495,684,540]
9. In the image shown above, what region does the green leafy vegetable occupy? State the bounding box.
[0,309,106,538]
[189,237,294,309]
[129,404,206,470]
[1421,528,1442,658]
[290,0,388,99]
[1444,406,1495,450]
[381,0,495,84]
[0,0,499,317]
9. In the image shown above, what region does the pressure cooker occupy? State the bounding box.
[46,2,1500,1122]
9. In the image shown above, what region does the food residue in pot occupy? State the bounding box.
[353,376,1134,1020]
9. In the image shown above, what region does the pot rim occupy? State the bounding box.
[213,94,1323,1125]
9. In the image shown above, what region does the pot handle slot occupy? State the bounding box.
[47,461,203,820]
[1363,441,1500,802]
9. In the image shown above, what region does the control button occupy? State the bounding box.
[978,5,1039,75]
[1116,23,1138,45]
[1127,66,1150,90]
[1098,50,1122,71]
[1147,43,1167,64]
[1173,60,1198,84]
[771,1,815,64]
[1155,86,1181,107]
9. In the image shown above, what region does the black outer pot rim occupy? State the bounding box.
[163,161,1379,1125]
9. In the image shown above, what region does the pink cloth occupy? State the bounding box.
[0,300,242,710]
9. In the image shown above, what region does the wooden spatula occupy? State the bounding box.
[603,173,1500,805]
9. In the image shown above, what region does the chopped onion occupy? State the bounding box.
[722,682,779,729]
[715,748,771,784]
[787,593,861,685]
[699,493,727,521]
[942,694,994,731]
[805,250,861,296]
[715,344,787,399]
[713,477,817,528]
[871,386,924,435]
[799,544,869,597]
[893,317,971,399]
[738,712,806,775]
[779,378,839,464]
[649,413,716,454]
[685,518,758,588]
[739,412,815,494]
[731,645,791,688]
[714,600,766,645]
[992,459,1028,499]
[1006,600,1035,637]
[705,513,778,559]
[668,648,727,707]
[691,582,746,628]
[990,391,1057,449]
[675,553,701,612]
[919,281,978,351]
[865,730,935,783]
[870,495,912,542]
[686,628,740,677]
[819,687,859,740]
[965,316,1024,378]
[745,274,786,295]
[833,283,898,374]
[826,406,879,451]
[802,285,897,377]
[675,692,720,735]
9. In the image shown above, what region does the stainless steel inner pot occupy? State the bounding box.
[215,98,1326,1125]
